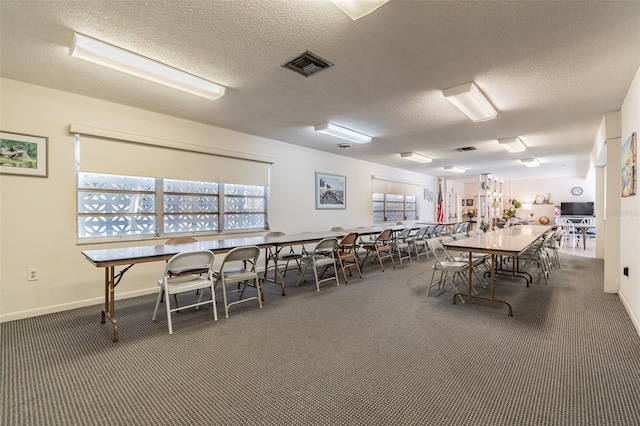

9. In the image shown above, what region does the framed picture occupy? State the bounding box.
[0,131,48,177]
[316,172,346,209]
[621,132,636,197]
[467,198,473,207]
[423,188,434,202]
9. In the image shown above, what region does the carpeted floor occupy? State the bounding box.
[2,252,640,425]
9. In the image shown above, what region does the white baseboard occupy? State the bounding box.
[618,291,640,339]
[0,287,157,323]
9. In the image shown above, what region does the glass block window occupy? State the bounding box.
[78,173,267,241]
[372,193,418,223]
[163,179,219,234]
[223,184,266,230]
[78,173,156,238]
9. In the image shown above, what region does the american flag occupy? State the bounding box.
[436,179,444,222]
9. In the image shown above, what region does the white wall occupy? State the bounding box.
[619,64,640,332]
[0,78,435,321]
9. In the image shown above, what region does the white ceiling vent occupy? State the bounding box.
[281,51,333,77]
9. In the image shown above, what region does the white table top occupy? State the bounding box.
[444,226,551,255]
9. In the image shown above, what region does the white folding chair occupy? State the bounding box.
[391,228,413,265]
[296,238,340,291]
[215,246,262,318]
[152,250,217,334]
[426,238,470,300]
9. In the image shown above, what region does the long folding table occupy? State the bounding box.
[444,226,551,316]
[82,224,425,341]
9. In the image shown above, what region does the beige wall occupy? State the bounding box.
[0,78,435,321]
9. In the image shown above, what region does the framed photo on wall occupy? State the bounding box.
[0,131,48,177]
[621,132,636,197]
[316,172,346,209]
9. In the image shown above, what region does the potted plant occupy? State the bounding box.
[502,199,522,225]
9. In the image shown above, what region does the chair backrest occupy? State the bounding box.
[476,229,485,234]
[397,228,411,240]
[581,217,595,225]
[425,225,436,237]
[453,233,467,240]
[220,246,260,269]
[165,250,214,276]
[414,227,428,239]
[441,235,453,244]
[433,224,445,236]
[426,238,447,263]
[331,226,345,232]
[165,236,197,245]
[339,232,359,248]
[376,229,393,243]
[314,237,339,254]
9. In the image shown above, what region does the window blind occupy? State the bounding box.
[371,176,421,197]
[72,124,272,186]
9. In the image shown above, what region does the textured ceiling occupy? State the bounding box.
[1,0,639,181]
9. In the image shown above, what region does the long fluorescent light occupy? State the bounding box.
[442,82,497,122]
[498,137,526,153]
[70,33,226,100]
[443,166,466,174]
[314,122,372,144]
[520,158,541,167]
[330,0,389,20]
[400,152,432,163]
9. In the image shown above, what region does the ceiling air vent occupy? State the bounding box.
[457,146,477,152]
[281,51,333,77]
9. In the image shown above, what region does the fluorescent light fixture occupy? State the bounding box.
[400,152,432,163]
[498,137,526,153]
[330,0,389,20]
[520,158,541,167]
[70,33,226,100]
[442,82,497,122]
[443,166,466,174]
[313,122,372,144]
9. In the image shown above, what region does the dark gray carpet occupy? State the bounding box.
[2,253,640,425]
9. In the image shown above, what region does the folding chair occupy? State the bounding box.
[296,238,340,291]
[360,229,396,271]
[215,246,262,318]
[336,232,363,284]
[152,250,217,334]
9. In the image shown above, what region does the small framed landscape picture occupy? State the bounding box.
[0,131,48,177]
[621,132,636,197]
[316,172,346,209]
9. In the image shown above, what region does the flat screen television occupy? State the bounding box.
[560,202,594,216]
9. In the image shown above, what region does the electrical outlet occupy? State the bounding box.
[28,268,39,281]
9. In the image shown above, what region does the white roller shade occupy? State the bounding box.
[72,124,272,186]
[371,176,421,196]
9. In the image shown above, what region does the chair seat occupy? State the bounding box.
[301,254,335,267]
[218,268,258,282]
[435,260,468,271]
[162,276,213,295]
